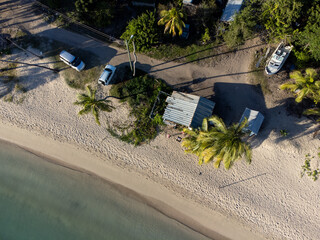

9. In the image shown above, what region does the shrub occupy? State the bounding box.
[121,11,159,52]
[110,72,172,145]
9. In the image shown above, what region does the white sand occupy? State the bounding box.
[1,1,320,239]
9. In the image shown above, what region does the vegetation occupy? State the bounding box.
[280,129,288,137]
[261,0,303,42]
[74,0,115,27]
[109,70,172,145]
[121,11,159,52]
[297,5,320,61]
[74,85,114,125]
[158,7,185,37]
[182,116,251,169]
[223,1,261,48]
[280,68,320,103]
[301,152,320,181]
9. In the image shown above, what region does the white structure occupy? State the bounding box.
[265,42,293,75]
[220,0,244,22]
[239,108,264,136]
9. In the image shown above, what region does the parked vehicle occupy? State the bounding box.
[98,64,116,85]
[265,42,293,75]
[59,50,85,72]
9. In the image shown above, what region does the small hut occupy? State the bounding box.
[162,91,215,129]
[239,108,264,136]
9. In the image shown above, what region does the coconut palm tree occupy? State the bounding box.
[181,119,210,164]
[182,116,252,170]
[280,68,320,103]
[74,86,114,125]
[158,7,185,37]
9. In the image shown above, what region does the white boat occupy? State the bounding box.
[265,42,293,75]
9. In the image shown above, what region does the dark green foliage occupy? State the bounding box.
[74,0,115,27]
[223,1,261,48]
[298,5,320,61]
[262,0,303,41]
[110,72,172,145]
[121,11,159,52]
[292,49,312,69]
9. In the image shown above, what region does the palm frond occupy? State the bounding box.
[303,108,320,116]
[208,115,227,133]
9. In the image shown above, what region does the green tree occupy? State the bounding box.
[280,68,320,103]
[182,116,252,170]
[74,86,114,125]
[262,0,303,41]
[298,5,320,61]
[223,3,260,48]
[158,7,185,37]
[74,0,115,27]
[121,11,159,52]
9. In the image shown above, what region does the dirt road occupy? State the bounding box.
[0,0,266,123]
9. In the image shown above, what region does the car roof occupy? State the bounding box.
[99,65,116,82]
[60,50,75,62]
[99,69,112,81]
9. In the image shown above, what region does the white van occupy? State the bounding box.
[59,50,85,72]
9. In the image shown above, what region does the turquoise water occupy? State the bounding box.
[0,140,210,240]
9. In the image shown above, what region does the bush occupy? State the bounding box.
[110,72,172,145]
[223,3,260,48]
[121,11,159,52]
[74,0,115,27]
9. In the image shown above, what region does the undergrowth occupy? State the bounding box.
[109,68,172,145]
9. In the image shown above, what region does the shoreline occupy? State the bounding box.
[0,121,262,240]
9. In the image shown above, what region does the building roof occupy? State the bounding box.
[239,108,264,136]
[220,0,244,22]
[162,91,215,128]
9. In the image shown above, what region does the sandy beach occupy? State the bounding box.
[1,1,320,239]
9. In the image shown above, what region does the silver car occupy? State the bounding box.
[59,50,85,72]
[98,64,116,85]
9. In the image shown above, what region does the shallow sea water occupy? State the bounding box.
[0,140,210,240]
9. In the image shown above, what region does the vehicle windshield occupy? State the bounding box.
[105,69,112,79]
[71,57,81,67]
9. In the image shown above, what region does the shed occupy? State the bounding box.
[220,0,244,22]
[239,108,264,136]
[162,91,215,128]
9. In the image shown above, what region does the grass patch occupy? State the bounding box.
[109,67,172,145]
[0,63,18,83]
[148,41,221,63]
[3,94,13,102]
[249,50,270,95]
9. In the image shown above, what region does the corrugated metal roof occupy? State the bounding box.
[239,108,264,136]
[220,0,244,22]
[163,91,215,128]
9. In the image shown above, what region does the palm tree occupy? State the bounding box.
[181,119,209,164]
[303,108,320,117]
[280,68,320,103]
[158,7,185,37]
[74,86,114,125]
[182,116,252,170]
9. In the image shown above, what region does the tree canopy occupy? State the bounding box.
[158,7,185,37]
[182,116,252,170]
[121,11,159,52]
